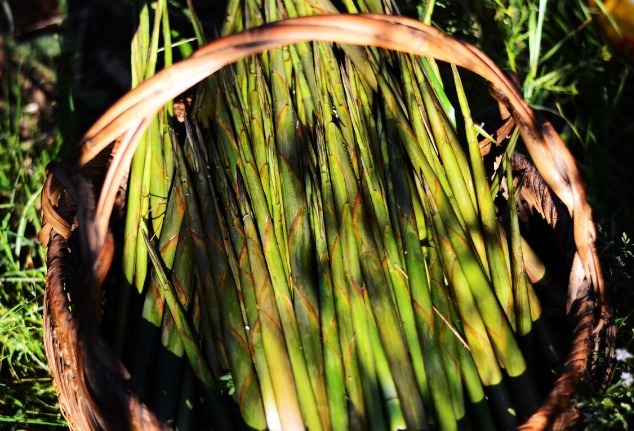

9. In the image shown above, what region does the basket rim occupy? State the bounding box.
[39,13,615,431]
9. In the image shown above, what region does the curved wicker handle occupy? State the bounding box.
[40,14,614,430]
[46,14,603,309]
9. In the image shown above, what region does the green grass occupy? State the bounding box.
[0,0,632,429]
[0,4,66,428]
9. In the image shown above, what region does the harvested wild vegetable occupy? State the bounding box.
[38,1,615,430]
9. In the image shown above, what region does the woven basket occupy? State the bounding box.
[38,14,615,431]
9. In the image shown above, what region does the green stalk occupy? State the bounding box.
[456,334,497,430]
[390,145,458,431]
[354,0,383,13]
[164,134,224,387]
[237,179,306,431]
[315,63,358,215]
[265,14,329,425]
[376,73,465,245]
[130,150,185,396]
[368,311,407,431]
[145,0,170,236]
[314,42,386,428]
[116,0,160,356]
[416,57,456,127]
[215,55,324,428]
[202,44,314,427]
[208,141,282,430]
[206,74,240,190]
[506,160,532,338]
[505,159,562,417]
[345,67,432,412]
[453,64,515,325]
[397,56,445,180]
[315,127,367,429]
[343,63,431,407]
[236,141,323,431]
[317,42,360,179]
[217,66,290,280]
[149,119,170,237]
[315,30,427,428]
[246,59,274,208]
[221,0,242,36]
[351,198,428,430]
[340,203,386,431]
[309,0,378,91]
[421,0,435,24]
[173,132,227,375]
[151,219,195,421]
[417,161,535,401]
[419,78,487,269]
[278,1,318,122]
[426,243,471,428]
[184,122,266,429]
[307,166,348,431]
[421,181,518,430]
[143,233,230,429]
[411,173,468,427]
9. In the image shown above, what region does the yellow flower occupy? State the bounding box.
[588,0,634,64]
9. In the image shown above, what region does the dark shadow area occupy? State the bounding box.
[60,0,230,147]
[62,0,136,144]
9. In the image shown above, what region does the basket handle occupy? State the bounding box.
[58,14,602,303]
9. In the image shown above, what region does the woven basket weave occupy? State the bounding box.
[38,14,615,431]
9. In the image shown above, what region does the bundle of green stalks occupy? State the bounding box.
[108,0,571,430]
